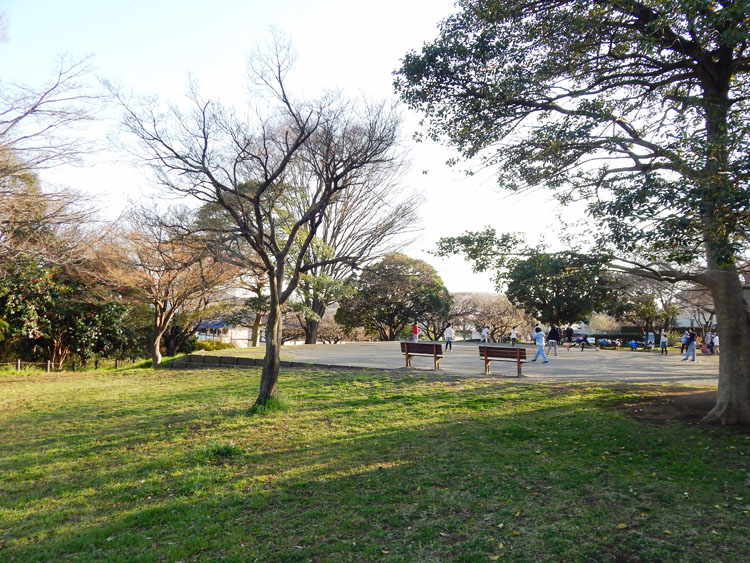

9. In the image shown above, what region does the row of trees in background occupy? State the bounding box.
[1,40,421,402]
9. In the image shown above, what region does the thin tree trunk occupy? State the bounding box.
[256,302,282,405]
[149,334,163,366]
[304,300,326,344]
[251,314,262,347]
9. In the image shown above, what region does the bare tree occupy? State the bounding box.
[102,208,240,365]
[288,150,419,343]
[0,173,98,274]
[472,293,534,344]
[0,56,99,273]
[115,40,402,404]
[677,284,716,338]
[419,292,479,341]
[1,55,95,185]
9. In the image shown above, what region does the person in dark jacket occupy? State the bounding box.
[546,324,561,356]
[565,325,575,349]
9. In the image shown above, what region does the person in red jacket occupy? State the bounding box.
[411,321,419,343]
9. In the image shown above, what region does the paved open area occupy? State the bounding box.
[281,341,719,386]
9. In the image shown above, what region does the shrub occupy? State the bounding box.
[194,340,236,351]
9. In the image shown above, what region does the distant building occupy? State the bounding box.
[197,320,255,347]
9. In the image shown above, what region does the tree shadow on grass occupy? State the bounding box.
[3,372,748,561]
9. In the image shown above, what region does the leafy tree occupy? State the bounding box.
[506,251,614,326]
[396,0,750,423]
[0,262,129,365]
[0,263,60,360]
[609,275,683,336]
[437,231,614,325]
[335,253,452,341]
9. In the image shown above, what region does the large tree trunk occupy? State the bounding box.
[256,302,282,405]
[303,300,327,344]
[703,261,750,424]
[701,89,750,424]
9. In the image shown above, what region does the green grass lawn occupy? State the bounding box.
[1,368,747,561]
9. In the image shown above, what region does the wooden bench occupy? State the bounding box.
[478,345,527,376]
[400,341,443,369]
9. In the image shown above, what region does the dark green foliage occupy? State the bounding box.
[0,263,131,363]
[505,250,614,325]
[395,0,750,264]
[335,253,452,340]
[436,228,614,324]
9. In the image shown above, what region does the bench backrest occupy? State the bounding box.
[401,342,443,355]
[478,345,527,360]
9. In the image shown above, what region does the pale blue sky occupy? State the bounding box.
[1,0,573,292]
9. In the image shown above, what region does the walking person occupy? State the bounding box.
[707,332,715,354]
[411,321,419,343]
[546,324,561,357]
[713,332,720,355]
[660,329,669,355]
[681,327,698,362]
[530,327,549,363]
[480,326,490,343]
[509,326,518,347]
[444,323,454,351]
[565,325,574,349]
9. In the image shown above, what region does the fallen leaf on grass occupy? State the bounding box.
[617,523,628,529]
[439,532,449,537]
[489,556,500,561]
[662,530,671,535]
[381,550,390,554]
[497,523,504,529]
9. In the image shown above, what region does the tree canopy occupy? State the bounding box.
[335,253,452,341]
[396,0,750,423]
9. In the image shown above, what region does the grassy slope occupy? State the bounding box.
[0,368,747,562]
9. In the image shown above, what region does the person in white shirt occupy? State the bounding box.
[712,332,720,355]
[660,329,669,355]
[480,326,490,343]
[531,327,549,363]
[444,323,455,351]
[509,327,518,347]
